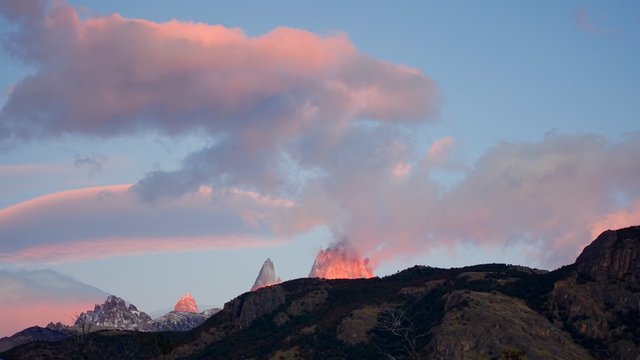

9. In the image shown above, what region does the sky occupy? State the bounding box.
[0,0,639,336]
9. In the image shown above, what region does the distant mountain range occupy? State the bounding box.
[0,268,109,337]
[2,225,639,359]
[0,294,221,353]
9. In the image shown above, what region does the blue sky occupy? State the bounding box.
[0,0,639,331]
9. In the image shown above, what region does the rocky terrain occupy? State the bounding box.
[2,225,639,360]
[75,295,155,331]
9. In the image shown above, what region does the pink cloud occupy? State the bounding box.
[282,132,640,269]
[426,136,454,163]
[0,236,286,263]
[0,185,292,262]
[0,0,438,200]
[575,7,618,34]
[0,300,97,337]
[0,0,437,142]
[590,200,640,239]
[392,163,411,177]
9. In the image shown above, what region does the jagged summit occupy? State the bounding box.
[251,258,281,291]
[174,292,198,313]
[309,241,373,279]
[75,295,154,331]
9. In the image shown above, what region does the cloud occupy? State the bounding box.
[2,132,639,269]
[74,154,107,175]
[590,200,640,239]
[434,133,640,265]
[425,136,454,164]
[275,132,640,268]
[0,269,108,336]
[0,0,437,197]
[575,7,618,34]
[1,1,638,271]
[0,185,292,262]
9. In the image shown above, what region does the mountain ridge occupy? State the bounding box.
[2,225,639,359]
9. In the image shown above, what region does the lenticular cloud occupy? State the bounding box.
[0,185,290,262]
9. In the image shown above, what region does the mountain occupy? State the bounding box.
[75,295,154,331]
[0,297,222,353]
[2,225,640,360]
[149,293,221,330]
[75,295,221,333]
[149,305,219,319]
[150,308,221,332]
[308,241,374,279]
[549,226,640,359]
[250,258,281,291]
[0,269,109,337]
[0,324,70,353]
[174,292,198,313]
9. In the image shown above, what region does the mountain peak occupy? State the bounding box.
[251,258,281,291]
[309,241,374,279]
[75,295,153,331]
[174,292,198,313]
[575,225,640,285]
[105,295,123,305]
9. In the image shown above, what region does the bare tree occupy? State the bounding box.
[377,308,426,360]
[68,312,96,360]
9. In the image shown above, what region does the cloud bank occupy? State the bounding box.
[0,269,108,336]
[0,1,639,270]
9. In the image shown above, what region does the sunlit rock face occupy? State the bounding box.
[251,258,282,291]
[174,292,198,313]
[308,241,374,279]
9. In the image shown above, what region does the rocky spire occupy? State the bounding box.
[174,292,198,313]
[251,258,282,291]
[308,241,373,279]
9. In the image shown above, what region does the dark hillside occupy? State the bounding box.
[3,226,639,360]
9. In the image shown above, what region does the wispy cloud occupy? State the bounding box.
[73,154,107,176]
[575,7,619,34]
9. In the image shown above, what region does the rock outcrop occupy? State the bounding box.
[549,226,640,360]
[229,285,286,329]
[429,290,594,360]
[250,258,281,291]
[575,226,640,288]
